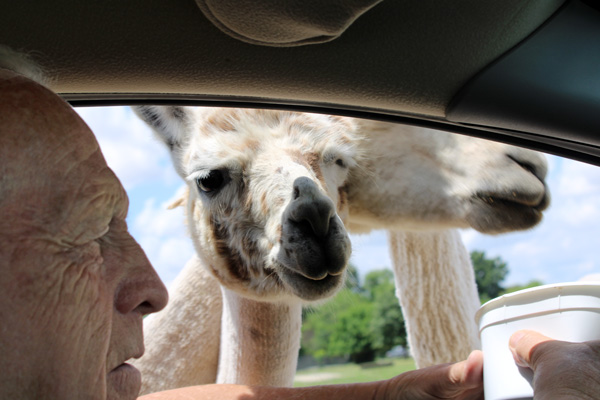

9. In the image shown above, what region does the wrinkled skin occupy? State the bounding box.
[0,70,168,400]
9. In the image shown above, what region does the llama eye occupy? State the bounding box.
[196,170,228,194]
[335,159,346,168]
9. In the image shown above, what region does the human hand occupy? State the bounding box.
[509,330,600,400]
[140,352,483,400]
[380,350,484,400]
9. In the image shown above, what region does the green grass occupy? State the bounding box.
[293,358,416,387]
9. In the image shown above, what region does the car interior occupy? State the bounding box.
[3,0,600,391]
[2,0,599,165]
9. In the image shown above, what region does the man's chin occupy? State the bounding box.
[107,363,142,400]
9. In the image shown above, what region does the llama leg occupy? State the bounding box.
[388,230,481,368]
[217,287,302,387]
[133,255,223,394]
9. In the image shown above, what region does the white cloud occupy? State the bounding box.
[573,260,596,275]
[508,240,547,258]
[76,107,180,190]
[557,159,600,196]
[133,194,188,239]
[131,197,195,288]
[459,229,478,247]
[579,272,600,282]
[553,195,600,227]
[350,231,394,275]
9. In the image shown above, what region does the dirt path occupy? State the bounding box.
[294,372,342,383]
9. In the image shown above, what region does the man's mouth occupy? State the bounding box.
[111,361,135,372]
[107,361,142,399]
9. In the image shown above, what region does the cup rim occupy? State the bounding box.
[475,281,600,329]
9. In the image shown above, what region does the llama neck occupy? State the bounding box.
[388,229,481,368]
[134,255,223,394]
[217,287,302,387]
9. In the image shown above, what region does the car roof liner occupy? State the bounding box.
[193,0,383,46]
[5,0,600,165]
[448,0,600,166]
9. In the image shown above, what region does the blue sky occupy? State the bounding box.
[76,106,600,289]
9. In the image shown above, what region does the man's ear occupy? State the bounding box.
[133,106,193,150]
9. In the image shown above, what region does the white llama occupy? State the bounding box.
[133,107,549,392]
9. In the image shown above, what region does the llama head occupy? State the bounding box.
[136,107,359,302]
[346,121,551,234]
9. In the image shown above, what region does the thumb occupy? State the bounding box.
[447,350,483,390]
[509,330,554,368]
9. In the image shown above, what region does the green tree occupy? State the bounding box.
[363,269,393,300]
[471,251,508,303]
[329,298,376,363]
[366,270,407,355]
[302,289,376,363]
[301,269,408,363]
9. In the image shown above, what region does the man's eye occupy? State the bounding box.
[196,170,228,194]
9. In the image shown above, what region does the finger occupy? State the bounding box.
[509,330,554,368]
[464,350,484,386]
[448,350,484,387]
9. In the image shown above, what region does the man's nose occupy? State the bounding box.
[135,261,169,316]
[115,244,169,316]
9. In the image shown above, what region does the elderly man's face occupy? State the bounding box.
[0,70,168,399]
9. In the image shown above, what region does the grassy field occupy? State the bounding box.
[293,358,416,387]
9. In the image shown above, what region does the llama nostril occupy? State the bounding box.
[290,205,333,239]
[290,177,335,239]
[508,155,537,176]
[506,152,547,180]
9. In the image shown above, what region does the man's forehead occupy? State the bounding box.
[0,70,129,240]
[0,70,104,164]
[0,69,125,203]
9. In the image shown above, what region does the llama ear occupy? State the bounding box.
[167,186,189,210]
[132,106,194,150]
[167,196,185,210]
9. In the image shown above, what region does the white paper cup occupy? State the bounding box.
[475,282,600,400]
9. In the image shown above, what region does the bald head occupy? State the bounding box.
[0,68,98,183]
[0,67,167,400]
[0,69,122,244]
